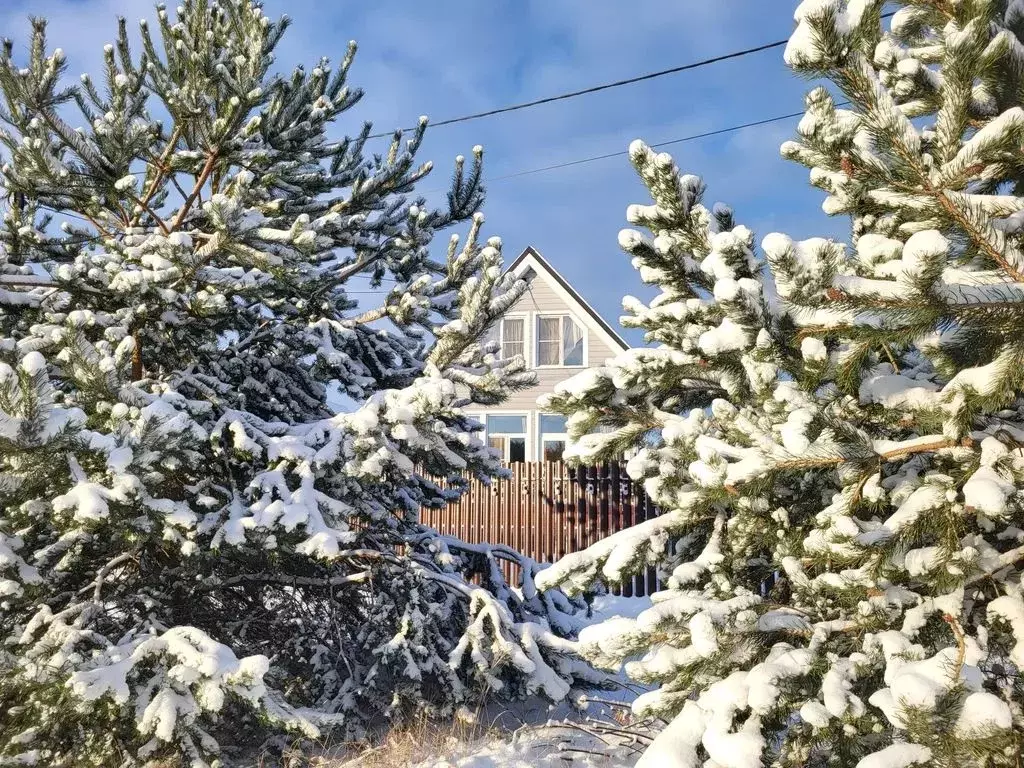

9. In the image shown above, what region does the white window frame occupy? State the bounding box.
[484,412,528,463]
[537,412,569,462]
[534,313,586,368]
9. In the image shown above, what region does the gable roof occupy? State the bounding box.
[505,246,630,352]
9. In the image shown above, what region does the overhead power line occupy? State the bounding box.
[369,40,786,139]
[409,99,854,195]
[488,110,808,183]
[369,12,893,140]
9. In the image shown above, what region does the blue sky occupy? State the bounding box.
[0,0,848,346]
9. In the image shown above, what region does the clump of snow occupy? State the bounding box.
[69,626,314,745]
[779,408,815,454]
[799,700,831,728]
[785,0,864,68]
[859,367,939,409]
[857,233,903,265]
[698,317,750,355]
[801,336,827,362]
[962,437,1015,518]
[988,595,1024,666]
[900,230,948,276]
[855,743,932,768]
[953,691,1013,737]
[20,351,46,375]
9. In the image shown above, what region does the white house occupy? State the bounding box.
[468,246,630,463]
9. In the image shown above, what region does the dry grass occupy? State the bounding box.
[260,710,505,768]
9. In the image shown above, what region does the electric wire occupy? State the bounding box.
[368,12,892,138]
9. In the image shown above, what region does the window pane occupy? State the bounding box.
[503,341,524,360]
[536,317,562,366]
[537,316,560,343]
[563,317,583,365]
[487,436,505,455]
[487,414,526,434]
[509,437,526,463]
[502,318,524,343]
[540,414,567,434]
[537,341,559,366]
[543,440,565,462]
[502,318,524,361]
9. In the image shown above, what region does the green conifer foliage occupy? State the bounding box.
[0,4,596,766]
[539,2,1024,766]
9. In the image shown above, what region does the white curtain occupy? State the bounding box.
[562,316,583,365]
[537,317,561,365]
[502,318,524,360]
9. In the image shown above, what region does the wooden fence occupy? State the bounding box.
[420,461,661,596]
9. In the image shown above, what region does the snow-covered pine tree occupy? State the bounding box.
[0,4,594,766]
[537,2,1024,766]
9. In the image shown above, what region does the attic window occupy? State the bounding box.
[520,266,537,282]
[500,317,524,360]
[536,315,584,367]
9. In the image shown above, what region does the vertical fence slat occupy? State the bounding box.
[627,474,639,598]
[510,464,519,586]
[552,463,563,563]
[538,461,546,565]
[645,492,658,595]
[609,462,621,596]
[573,463,583,559]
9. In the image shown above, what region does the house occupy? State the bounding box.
[468,246,630,463]
[425,248,654,590]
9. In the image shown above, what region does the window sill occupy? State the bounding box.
[534,363,587,369]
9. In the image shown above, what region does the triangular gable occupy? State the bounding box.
[505,246,630,352]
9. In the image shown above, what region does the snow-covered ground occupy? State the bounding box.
[411,724,641,768]
[410,595,651,768]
